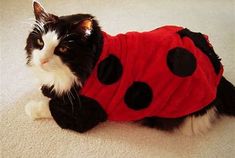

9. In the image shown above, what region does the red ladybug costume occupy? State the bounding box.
[80,26,223,121]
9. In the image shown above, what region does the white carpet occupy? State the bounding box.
[1,0,235,158]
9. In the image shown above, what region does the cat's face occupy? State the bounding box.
[25,1,102,95]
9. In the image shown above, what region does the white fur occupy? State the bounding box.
[178,107,218,135]
[31,31,59,66]
[26,30,219,135]
[29,30,80,95]
[30,57,79,95]
[26,30,80,119]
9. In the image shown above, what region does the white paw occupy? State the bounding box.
[25,100,52,120]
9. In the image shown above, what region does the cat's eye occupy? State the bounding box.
[59,46,69,53]
[37,38,44,47]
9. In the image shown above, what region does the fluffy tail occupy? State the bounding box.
[216,76,235,116]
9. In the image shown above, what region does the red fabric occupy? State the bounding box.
[80,26,223,121]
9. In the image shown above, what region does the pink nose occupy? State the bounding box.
[40,58,49,65]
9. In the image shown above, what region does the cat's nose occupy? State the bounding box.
[40,58,49,65]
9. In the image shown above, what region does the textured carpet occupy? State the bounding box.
[1,0,235,158]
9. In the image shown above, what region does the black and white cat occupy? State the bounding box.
[25,1,235,135]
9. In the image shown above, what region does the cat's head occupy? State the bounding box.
[25,1,103,95]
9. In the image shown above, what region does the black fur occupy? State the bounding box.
[49,93,107,133]
[25,14,103,83]
[139,100,216,131]
[42,85,107,133]
[140,116,185,131]
[177,28,221,74]
[56,14,104,83]
[41,85,56,98]
[25,12,106,132]
[26,3,235,133]
[139,28,234,132]
[216,77,235,116]
[140,79,235,131]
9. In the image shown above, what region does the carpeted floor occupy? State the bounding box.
[1,0,235,158]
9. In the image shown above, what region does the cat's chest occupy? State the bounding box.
[31,63,78,95]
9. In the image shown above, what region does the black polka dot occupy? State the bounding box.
[97,54,123,85]
[167,47,196,77]
[124,82,153,110]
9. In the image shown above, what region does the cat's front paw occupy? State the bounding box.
[25,100,52,120]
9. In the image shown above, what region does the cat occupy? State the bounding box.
[25,1,235,135]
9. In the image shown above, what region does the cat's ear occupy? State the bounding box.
[33,1,58,23]
[74,18,93,38]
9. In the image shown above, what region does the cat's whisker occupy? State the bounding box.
[67,92,74,104]
[32,28,41,32]
[67,92,74,114]
[23,19,46,34]
[71,86,82,110]
[66,92,72,105]
[24,19,42,25]
[73,87,80,98]
[27,20,45,32]
[69,91,75,100]
[30,32,39,36]
[34,24,44,33]
[76,94,82,110]
[62,95,65,104]
[21,21,37,29]
[34,27,43,33]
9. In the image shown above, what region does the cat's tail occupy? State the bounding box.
[216,76,235,116]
